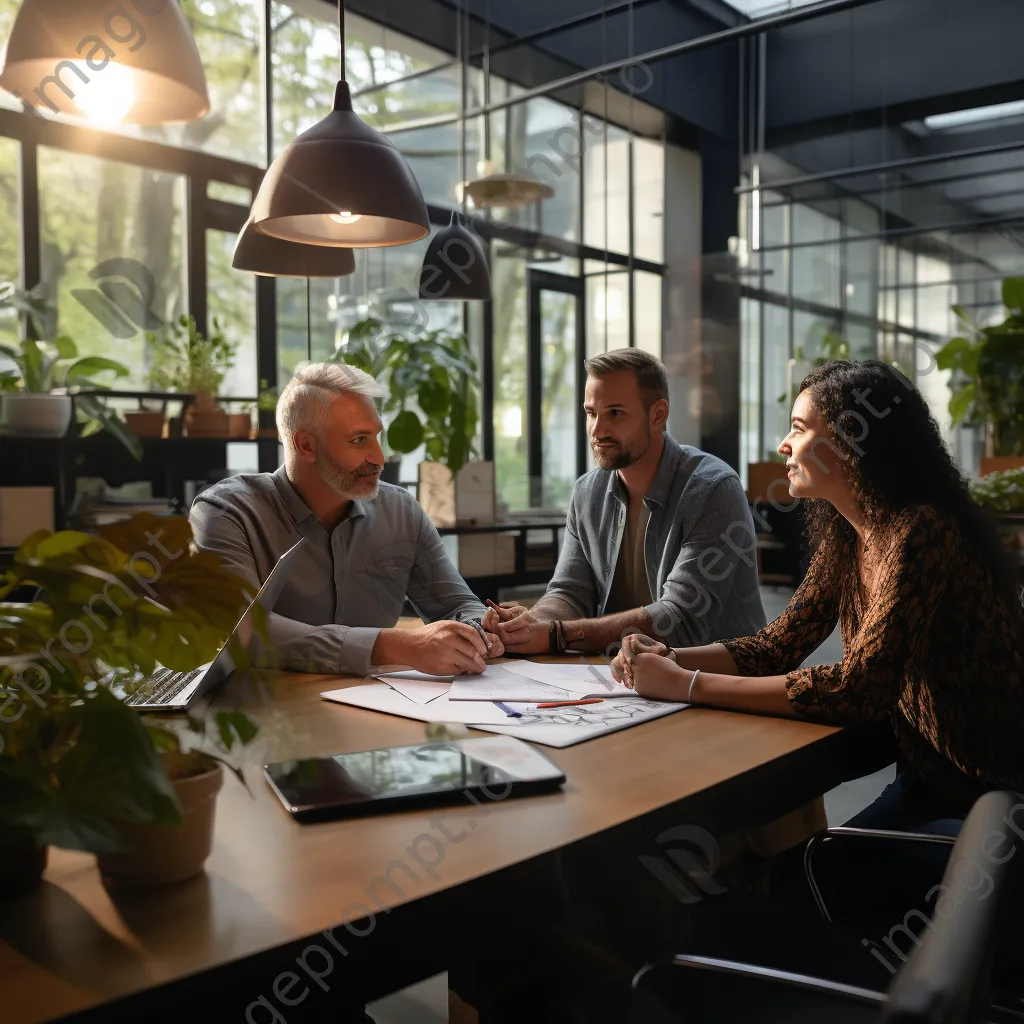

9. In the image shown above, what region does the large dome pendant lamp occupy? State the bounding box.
[0,0,209,125]
[251,0,429,248]
[232,218,355,278]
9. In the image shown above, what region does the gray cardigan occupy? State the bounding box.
[541,435,767,647]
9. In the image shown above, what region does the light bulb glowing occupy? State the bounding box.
[329,211,363,225]
[74,63,136,125]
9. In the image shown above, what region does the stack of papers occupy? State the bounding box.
[319,659,688,748]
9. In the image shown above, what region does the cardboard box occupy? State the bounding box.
[458,533,516,578]
[0,487,55,547]
[419,460,496,528]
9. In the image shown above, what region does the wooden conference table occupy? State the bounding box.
[0,656,875,1024]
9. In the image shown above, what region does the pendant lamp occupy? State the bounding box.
[0,0,209,125]
[462,164,555,207]
[419,0,489,300]
[250,0,428,248]
[419,212,490,300]
[232,218,355,278]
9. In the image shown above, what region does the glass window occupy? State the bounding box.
[0,136,20,347]
[271,1,339,160]
[584,120,629,254]
[38,147,187,385]
[516,98,581,244]
[585,268,629,356]
[0,0,21,114]
[208,181,252,206]
[207,229,257,398]
[633,137,664,263]
[759,194,788,296]
[791,204,840,307]
[492,256,528,512]
[634,271,662,358]
[539,289,579,509]
[389,122,459,209]
[898,248,916,329]
[762,303,791,458]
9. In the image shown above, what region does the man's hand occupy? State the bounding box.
[376,621,501,675]
[611,632,675,687]
[496,609,551,655]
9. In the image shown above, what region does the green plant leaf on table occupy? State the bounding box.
[387,409,425,453]
[948,383,976,425]
[1003,276,1024,315]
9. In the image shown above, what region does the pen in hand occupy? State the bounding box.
[485,598,516,622]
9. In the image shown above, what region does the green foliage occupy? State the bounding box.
[0,514,258,856]
[333,319,480,476]
[0,331,141,460]
[970,467,1024,514]
[936,278,1024,457]
[145,315,237,399]
[256,378,279,412]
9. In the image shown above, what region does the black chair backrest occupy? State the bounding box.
[882,789,1024,1024]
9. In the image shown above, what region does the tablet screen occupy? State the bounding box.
[264,738,564,820]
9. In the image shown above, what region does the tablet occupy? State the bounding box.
[264,736,566,822]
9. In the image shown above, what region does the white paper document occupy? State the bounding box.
[322,684,513,726]
[448,660,632,701]
[321,683,688,748]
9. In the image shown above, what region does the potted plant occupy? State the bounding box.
[937,277,1024,475]
[0,335,141,458]
[97,708,258,886]
[970,466,1024,562]
[0,513,257,891]
[333,318,480,491]
[145,315,237,438]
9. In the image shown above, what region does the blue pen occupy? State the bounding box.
[493,701,522,718]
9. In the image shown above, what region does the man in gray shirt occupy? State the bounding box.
[190,362,501,676]
[497,349,766,655]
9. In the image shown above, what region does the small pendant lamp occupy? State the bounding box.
[250,0,428,249]
[232,218,355,278]
[419,212,490,301]
[0,0,209,125]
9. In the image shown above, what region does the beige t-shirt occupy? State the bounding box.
[606,501,653,614]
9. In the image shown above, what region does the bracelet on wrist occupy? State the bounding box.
[687,669,701,705]
[548,620,559,655]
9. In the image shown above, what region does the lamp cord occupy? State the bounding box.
[338,0,346,80]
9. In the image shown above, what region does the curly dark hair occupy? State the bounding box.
[797,359,1020,612]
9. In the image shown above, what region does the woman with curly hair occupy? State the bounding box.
[613,359,1024,830]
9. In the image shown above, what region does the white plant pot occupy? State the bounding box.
[0,393,73,437]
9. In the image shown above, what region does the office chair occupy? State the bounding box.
[631,790,1024,1024]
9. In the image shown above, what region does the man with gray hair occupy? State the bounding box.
[495,349,766,655]
[190,362,502,676]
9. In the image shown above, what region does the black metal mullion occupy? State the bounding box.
[527,274,543,507]
[482,296,495,462]
[187,176,208,336]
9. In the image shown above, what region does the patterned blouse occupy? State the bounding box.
[722,504,1024,803]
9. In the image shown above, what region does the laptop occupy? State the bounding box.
[127,539,305,711]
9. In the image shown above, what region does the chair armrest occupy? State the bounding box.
[632,955,885,1021]
[804,828,957,923]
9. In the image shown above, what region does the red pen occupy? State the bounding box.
[535,698,604,709]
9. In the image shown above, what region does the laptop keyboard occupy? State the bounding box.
[127,665,208,708]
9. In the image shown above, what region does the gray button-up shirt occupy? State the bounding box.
[542,434,767,647]
[189,467,485,675]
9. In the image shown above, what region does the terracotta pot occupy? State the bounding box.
[0,835,47,895]
[185,409,230,438]
[98,758,224,886]
[125,410,166,438]
[980,456,1024,477]
[227,412,252,439]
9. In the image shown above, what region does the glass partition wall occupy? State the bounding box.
[0,0,667,515]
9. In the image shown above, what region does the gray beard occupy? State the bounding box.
[315,448,381,501]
